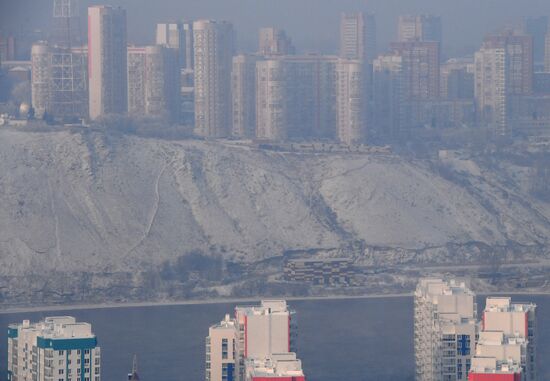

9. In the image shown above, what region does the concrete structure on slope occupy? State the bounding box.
[88,5,128,120]
[8,316,101,381]
[193,20,234,137]
[244,353,305,381]
[414,278,478,381]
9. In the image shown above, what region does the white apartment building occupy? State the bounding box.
[244,353,305,381]
[474,47,507,135]
[206,300,298,381]
[7,317,100,381]
[414,278,478,381]
[481,297,536,381]
[470,331,527,381]
[206,315,238,381]
[336,59,365,145]
[193,19,234,137]
[88,5,127,120]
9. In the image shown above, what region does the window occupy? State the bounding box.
[58,369,64,375]
[58,351,64,356]
[222,338,228,360]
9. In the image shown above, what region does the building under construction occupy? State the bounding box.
[31,0,88,120]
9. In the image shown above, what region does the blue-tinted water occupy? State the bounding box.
[0,295,548,381]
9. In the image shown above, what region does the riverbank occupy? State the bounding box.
[2,290,550,315]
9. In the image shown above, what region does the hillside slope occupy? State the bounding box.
[0,129,548,305]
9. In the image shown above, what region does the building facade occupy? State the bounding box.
[340,12,377,64]
[193,20,234,137]
[8,316,100,381]
[481,297,536,381]
[336,59,365,144]
[232,54,261,138]
[414,278,478,381]
[206,300,299,381]
[127,45,180,121]
[206,315,238,381]
[258,28,295,56]
[88,5,128,120]
[398,15,442,44]
[256,55,338,141]
[31,42,88,119]
[474,46,507,135]
[373,53,406,140]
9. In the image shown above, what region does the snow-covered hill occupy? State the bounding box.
[0,128,548,305]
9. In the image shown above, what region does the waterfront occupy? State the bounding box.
[1,295,548,381]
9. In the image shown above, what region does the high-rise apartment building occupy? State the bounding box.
[398,15,442,44]
[256,55,338,141]
[414,278,478,381]
[474,46,507,135]
[373,53,406,140]
[475,31,533,135]
[258,28,295,56]
[206,300,298,381]
[336,59,365,144]
[52,0,81,47]
[7,316,101,381]
[440,59,475,100]
[206,315,238,381]
[127,45,180,121]
[234,300,295,361]
[523,16,548,64]
[193,20,234,137]
[481,297,537,381]
[244,353,305,381]
[483,32,533,96]
[156,22,194,71]
[256,59,286,141]
[469,331,527,381]
[232,54,261,138]
[340,12,377,64]
[88,5,127,120]
[391,41,440,101]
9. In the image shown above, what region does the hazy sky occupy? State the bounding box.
[2,0,550,56]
